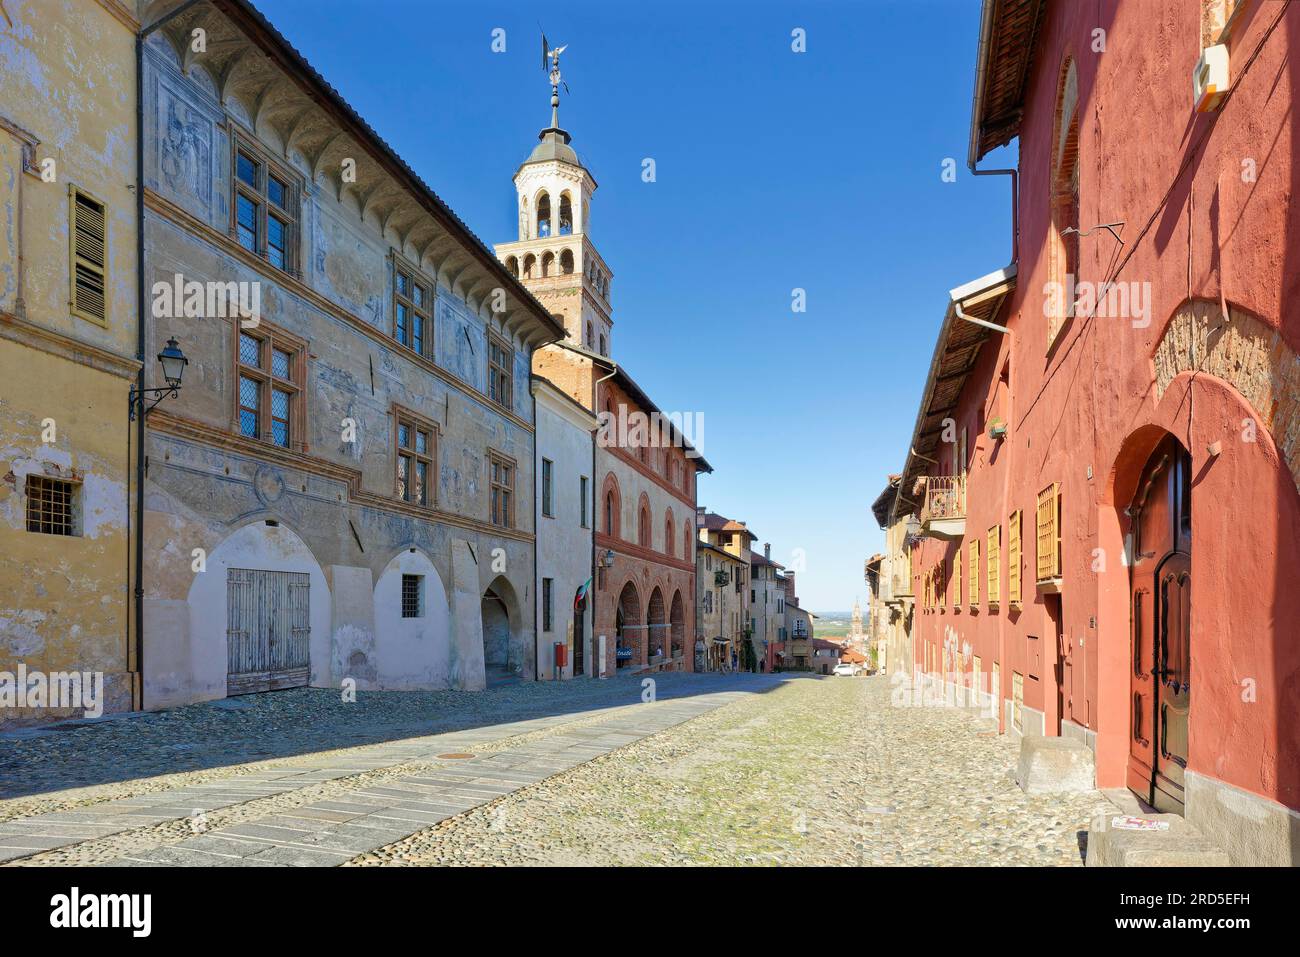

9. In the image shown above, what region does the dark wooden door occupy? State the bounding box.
[1127,438,1192,812]
[573,597,585,676]
[227,568,311,695]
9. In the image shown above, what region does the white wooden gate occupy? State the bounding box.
[227,568,311,695]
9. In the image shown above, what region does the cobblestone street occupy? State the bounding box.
[0,673,1114,866]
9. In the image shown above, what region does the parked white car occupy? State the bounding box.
[832,662,861,677]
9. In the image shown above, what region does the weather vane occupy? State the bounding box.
[541,32,569,128]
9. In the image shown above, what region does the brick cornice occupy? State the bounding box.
[149,408,535,543]
[145,188,535,435]
[595,530,695,574]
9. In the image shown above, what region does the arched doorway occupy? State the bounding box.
[1127,435,1192,813]
[647,586,666,663]
[482,576,521,685]
[669,590,685,664]
[615,581,640,670]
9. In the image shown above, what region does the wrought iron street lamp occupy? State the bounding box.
[129,337,188,420]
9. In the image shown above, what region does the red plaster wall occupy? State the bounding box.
[911,1,1300,810]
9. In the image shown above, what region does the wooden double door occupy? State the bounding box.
[1127,438,1192,813]
[226,568,311,695]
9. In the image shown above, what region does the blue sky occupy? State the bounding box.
[255,0,1017,612]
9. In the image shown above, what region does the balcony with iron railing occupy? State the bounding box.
[918,474,966,540]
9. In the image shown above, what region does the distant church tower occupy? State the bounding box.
[851,598,863,637]
[495,49,614,358]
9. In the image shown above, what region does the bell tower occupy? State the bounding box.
[495,45,614,358]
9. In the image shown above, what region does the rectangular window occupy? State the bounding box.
[953,545,962,608]
[70,189,107,325]
[395,410,436,507]
[489,450,515,528]
[25,475,78,536]
[541,458,554,517]
[393,262,432,356]
[1008,510,1022,603]
[401,574,423,618]
[488,335,513,410]
[542,577,553,632]
[234,325,304,449]
[1036,484,1061,581]
[231,138,298,273]
[968,538,980,606]
[987,525,1001,607]
[580,475,589,527]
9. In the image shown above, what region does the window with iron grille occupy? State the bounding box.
[542,577,553,632]
[25,475,78,536]
[232,136,299,274]
[235,324,305,449]
[70,189,107,325]
[580,475,589,527]
[395,410,436,508]
[488,450,515,528]
[488,334,513,410]
[401,574,423,618]
[393,261,432,356]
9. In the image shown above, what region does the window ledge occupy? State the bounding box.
[1036,577,1064,594]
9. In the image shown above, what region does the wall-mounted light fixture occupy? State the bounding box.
[129,337,188,420]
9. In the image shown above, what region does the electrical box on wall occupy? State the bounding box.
[1194,44,1230,112]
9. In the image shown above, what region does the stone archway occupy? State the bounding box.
[647,586,666,663]
[669,590,685,665]
[481,575,521,684]
[615,581,640,670]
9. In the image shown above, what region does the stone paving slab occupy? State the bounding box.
[3,676,773,866]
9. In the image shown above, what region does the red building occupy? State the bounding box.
[894,0,1300,863]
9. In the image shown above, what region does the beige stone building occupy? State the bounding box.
[135,0,564,706]
[749,545,784,672]
[871,475,914,678]
[694,509,753,671]
[1,0,142,727]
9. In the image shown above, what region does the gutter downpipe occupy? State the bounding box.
[134,0,205,712]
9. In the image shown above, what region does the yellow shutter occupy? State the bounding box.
[1008,510,1022,603]
[968,538,979,606]
[1036,483,1061,581]
[953,545,961,607]
[987,525,1000,605]
[70,189,108,325]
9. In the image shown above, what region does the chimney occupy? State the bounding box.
[764,542,771,561]
[784,572,797,602]
[696,505,707,525]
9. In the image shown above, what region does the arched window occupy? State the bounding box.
[505,256,519,278]
[639,504,651,548]
[558,192,573,235]
[540,250,555,278]
[560,249,574,274]
[683,526,692,562]
[599,334,607,355]
[602,474,621,538]
[665,510,676,558]
[537,192,552,238]
[585,321,593,347]
[522,254,536,279]
[1048,57,1080,344]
